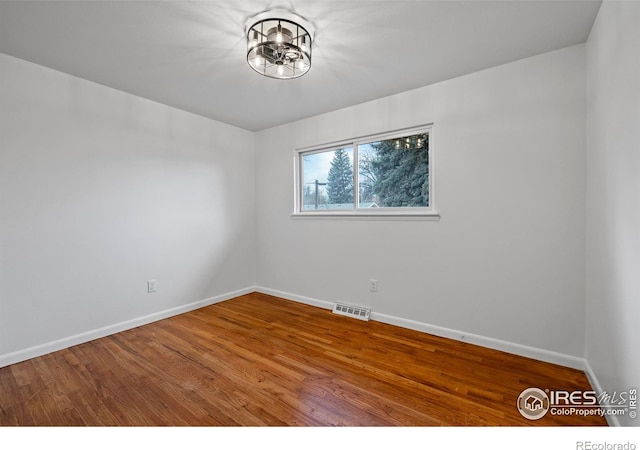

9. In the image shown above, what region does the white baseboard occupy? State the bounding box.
[5,285,612,425]
[0,286,256,369]
[3,285,593,390]
[255,286,587,371]
[372,311,587,370]
[257,286,335,310]
[584,361,619,427]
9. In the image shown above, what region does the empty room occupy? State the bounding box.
[0,0,638,439]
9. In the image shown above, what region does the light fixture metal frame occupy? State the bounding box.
[246,14,312,80]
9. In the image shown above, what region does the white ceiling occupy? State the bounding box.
[0,0,601,131]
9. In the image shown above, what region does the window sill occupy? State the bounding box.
[291,210,440,221]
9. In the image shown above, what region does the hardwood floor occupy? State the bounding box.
[0,292,606,426]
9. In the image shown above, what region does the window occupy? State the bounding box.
[294,126,437,218]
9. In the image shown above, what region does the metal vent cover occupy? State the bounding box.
[332,303,371,321]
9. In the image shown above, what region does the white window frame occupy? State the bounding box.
[293,125,439,220]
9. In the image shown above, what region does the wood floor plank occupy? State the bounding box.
[0,292,607,426]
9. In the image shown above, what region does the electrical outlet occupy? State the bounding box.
[147,280,157,293]
[370,279,378,292]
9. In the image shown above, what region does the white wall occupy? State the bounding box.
[256,45,587,359]
[586,1,640,427]
[0,53,256,360]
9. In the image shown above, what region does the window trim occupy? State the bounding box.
[293,124,439,219]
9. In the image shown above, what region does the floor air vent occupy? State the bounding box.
[333,303,371,321]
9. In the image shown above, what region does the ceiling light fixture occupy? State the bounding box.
[246,11,313,80]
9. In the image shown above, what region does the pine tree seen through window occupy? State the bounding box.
[298,127,433,214]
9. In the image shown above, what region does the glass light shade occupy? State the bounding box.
[247,17,312,80]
